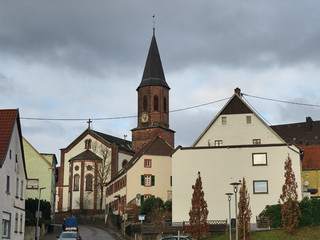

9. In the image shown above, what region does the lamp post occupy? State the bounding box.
[225,193,233,240]
[230,182,241,240]
[36,187,46,240]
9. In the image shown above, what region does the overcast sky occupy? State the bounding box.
[1,1,320,164]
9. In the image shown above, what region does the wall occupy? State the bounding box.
[172,145,302,225]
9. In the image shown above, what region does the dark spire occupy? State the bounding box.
[137,30,170,90]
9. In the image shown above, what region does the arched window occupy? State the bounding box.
[154,95,159,111]
[85,139,92,149]
[143,96,148,111]
[74,175,80,191]
[164,97,167,113]
[85,174,93,191]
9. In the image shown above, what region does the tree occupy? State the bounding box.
[189,172,209,240]
[279,154,301,233]
[238,177,252,240]
[140,196,171,223]
[92,140,111,210]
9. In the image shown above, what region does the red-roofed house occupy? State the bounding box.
[0,109,27,240]
[300,145,320,197]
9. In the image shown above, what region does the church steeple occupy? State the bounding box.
[131,30,175,152]
[137,31,170,90]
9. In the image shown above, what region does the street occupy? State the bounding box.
[41,224,121,240]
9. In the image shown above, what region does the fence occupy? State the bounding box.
[126,220,227,236]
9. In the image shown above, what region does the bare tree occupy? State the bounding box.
[279,154,301,233]
[238,177,251,240]
[92,140,111,210]
[189,172,209,240]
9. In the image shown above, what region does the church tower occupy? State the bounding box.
[131,29,175,152]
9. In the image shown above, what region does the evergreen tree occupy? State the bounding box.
[189,172,209,240]
[238,178,252,240]
[279,155,301,233]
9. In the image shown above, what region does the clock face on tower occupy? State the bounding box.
[141,112,149,123]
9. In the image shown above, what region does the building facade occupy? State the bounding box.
[172,89,303,227]
[23,137,57,222]
[56,129,134,213]
[0,109,27,240]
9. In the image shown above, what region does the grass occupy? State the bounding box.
[204,226,320,240]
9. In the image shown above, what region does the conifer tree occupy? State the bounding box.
[189,172,209,240]
[238,177,251,240]
[279,155,301,233]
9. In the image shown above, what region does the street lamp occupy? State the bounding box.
[36,187,46,240]
[230,182,241,240]
[225,193,233,240]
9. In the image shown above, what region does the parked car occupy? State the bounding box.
[57,231,82,240]
[160,236,194,240]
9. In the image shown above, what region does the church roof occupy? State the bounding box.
[91,130,133,153]
[137,30,170,90]
[69,149,102,161]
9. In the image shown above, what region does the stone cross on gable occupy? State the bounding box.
[87,119,92,129]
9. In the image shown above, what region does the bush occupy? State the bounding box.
[25,198,51,226]
[259,198,320,229]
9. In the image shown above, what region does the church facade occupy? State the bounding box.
[56,29,174,216]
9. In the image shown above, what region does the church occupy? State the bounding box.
[56,28,175,216]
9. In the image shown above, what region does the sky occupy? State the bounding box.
[1,1,320,165]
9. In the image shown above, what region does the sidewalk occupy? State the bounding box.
[40,224,63,240]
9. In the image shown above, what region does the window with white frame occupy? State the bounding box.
[15,178,19,198]
[253,180,268,194]
[145,175,151,186]
[15,213,18,233]
[252,153,267,166]
[6,176,10,194]
[141,175,155,186]
[253,139,261,145]
[20,180,24,199]
[144,159,152,168]
[27,179,39,189]
[215,140,223,146]
[2,212,11,238]
[19,214,23,233]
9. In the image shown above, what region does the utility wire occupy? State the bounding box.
[20,97,230,121]
[242,93,320,108]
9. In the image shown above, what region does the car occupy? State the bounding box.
[160,236,194,240]
[57,231,82,240]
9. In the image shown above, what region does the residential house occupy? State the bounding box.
[23,137,57,222]
[172,88,303,228]
[271,117,320,197]
[0,109,27,240]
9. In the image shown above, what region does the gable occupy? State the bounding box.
[0,109,18,166]
[193,90,285,147]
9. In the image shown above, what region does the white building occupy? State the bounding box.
[172,88,303,228]
[0,109,27,240]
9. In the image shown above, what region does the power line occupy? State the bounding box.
[242,93,320,108]
[20,97,230,121]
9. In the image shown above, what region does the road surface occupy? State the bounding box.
[41,224,120,240]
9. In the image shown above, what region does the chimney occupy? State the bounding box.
[306,117,313,132]
[234,87,241,97]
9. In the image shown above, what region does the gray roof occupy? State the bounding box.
[137,31,170,90]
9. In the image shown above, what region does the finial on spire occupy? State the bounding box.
[87,119,92,129]
[153,15,155,36]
